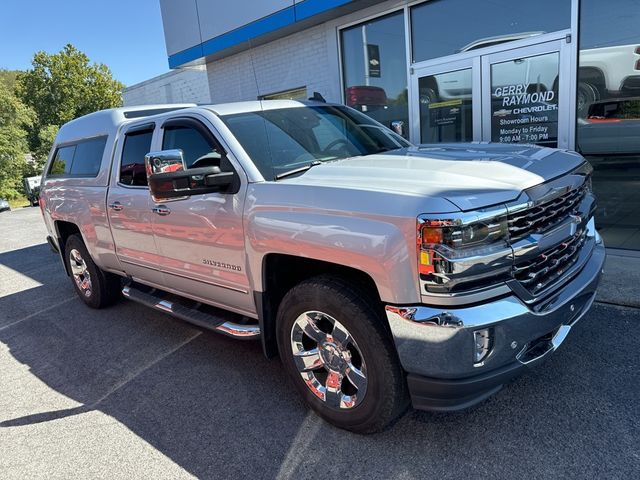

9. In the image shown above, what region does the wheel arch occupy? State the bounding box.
[577,67,606,94]
[256,254,387,359]
[54,220,82,276]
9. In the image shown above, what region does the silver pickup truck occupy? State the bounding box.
[40,100,605,433]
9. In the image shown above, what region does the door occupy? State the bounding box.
[481,40,570,148]
[410,58,481,143]
[151,115,254,315]
[107,124,163,281]
[410,36,573,149]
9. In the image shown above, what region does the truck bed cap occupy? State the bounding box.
[55,104,196,145]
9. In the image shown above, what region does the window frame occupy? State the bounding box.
[117,123,156,189]
[337,4,411,108]
[160,116,231,170]
[337,7,412,138]
[47,135,108,179]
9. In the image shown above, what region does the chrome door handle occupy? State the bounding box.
[152,206,171,216]
[108,201,123,211]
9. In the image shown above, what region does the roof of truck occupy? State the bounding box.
[54,100,330,146]
[204,100,327,116]
[54,104,197,145]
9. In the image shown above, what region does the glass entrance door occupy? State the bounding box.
[410,58,480,143]
[410,37,572,148]
[481,40,570,148]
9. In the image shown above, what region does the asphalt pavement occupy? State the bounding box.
[0,207,638,479]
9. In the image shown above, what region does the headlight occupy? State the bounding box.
[573,161,593,193]
[417,212,511,293]
[420,218,508,250]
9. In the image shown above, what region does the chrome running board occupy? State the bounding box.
[122,285,260,339]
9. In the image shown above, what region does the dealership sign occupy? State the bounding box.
[492,83,558,145]
[429,99,464,127]
[367,44,381,78]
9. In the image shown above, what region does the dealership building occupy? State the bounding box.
[152,0,640,251]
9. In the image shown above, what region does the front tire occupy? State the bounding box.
[276,275,409,433]
[577,82,600,118]
[64,234,121,309]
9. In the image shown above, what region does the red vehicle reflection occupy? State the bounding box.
[345,85,387,111]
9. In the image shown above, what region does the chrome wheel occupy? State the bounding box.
[290,311,367,409]
[69,248,92,297]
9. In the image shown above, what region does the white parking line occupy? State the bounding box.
[88,331,202,407]
[0,297,76,332]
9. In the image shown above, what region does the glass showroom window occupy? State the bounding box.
[341,12,409,137]
[411,0,570,62]
[578,0,640,250]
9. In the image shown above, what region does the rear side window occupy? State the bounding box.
[70,137,107,176]
[48,136,107,178]
[120,129,153,186]
[49,145,76,176]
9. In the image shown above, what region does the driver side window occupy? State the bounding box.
[162,125,225,169]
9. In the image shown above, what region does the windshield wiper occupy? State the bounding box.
[274,161,322,180]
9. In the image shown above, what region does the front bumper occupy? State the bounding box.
[385,239,605,412]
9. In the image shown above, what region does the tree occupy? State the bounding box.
[16,44,124,163]
[0,69,20,91]
[0,83,34,199]
[34,124,59,164]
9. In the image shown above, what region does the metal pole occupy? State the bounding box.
[362,25,370,86]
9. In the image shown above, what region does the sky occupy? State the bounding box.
[0,0,169,86]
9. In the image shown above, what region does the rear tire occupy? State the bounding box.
[64,234,121,309]
[276,275,409,433]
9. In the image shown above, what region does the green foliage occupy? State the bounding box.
[0,83,34,199]
[34,124,60,166]
[0,69,20,92]
[0,45,123,198]
[8,196,29,209]
[16,44,124,162]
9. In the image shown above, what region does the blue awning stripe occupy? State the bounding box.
[168,0,354,68]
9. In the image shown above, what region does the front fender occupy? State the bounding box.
[244,204,421,305]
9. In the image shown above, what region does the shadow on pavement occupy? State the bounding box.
[0,242,639,479]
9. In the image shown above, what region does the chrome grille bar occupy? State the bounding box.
[513,229,588,295]
[508,185,587,241]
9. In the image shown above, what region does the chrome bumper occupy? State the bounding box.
[385,240,605,382]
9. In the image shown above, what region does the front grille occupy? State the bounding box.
[508,185,587,241]
[513,228,587,295]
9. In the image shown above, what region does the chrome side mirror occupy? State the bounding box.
[391,120,405,137]
[145,149,238,201]
[145,149,186,177]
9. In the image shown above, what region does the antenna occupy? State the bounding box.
[247,38,263,100]
[247,38,276,179]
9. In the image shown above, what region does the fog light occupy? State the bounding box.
[473,329,493,364]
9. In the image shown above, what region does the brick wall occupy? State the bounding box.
[206,23,341,104]
[203,0,405,105]
[123,66,211,106]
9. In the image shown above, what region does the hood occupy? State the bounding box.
[281,143,586,211]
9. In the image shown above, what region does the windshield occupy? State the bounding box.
[221,105,412,180]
